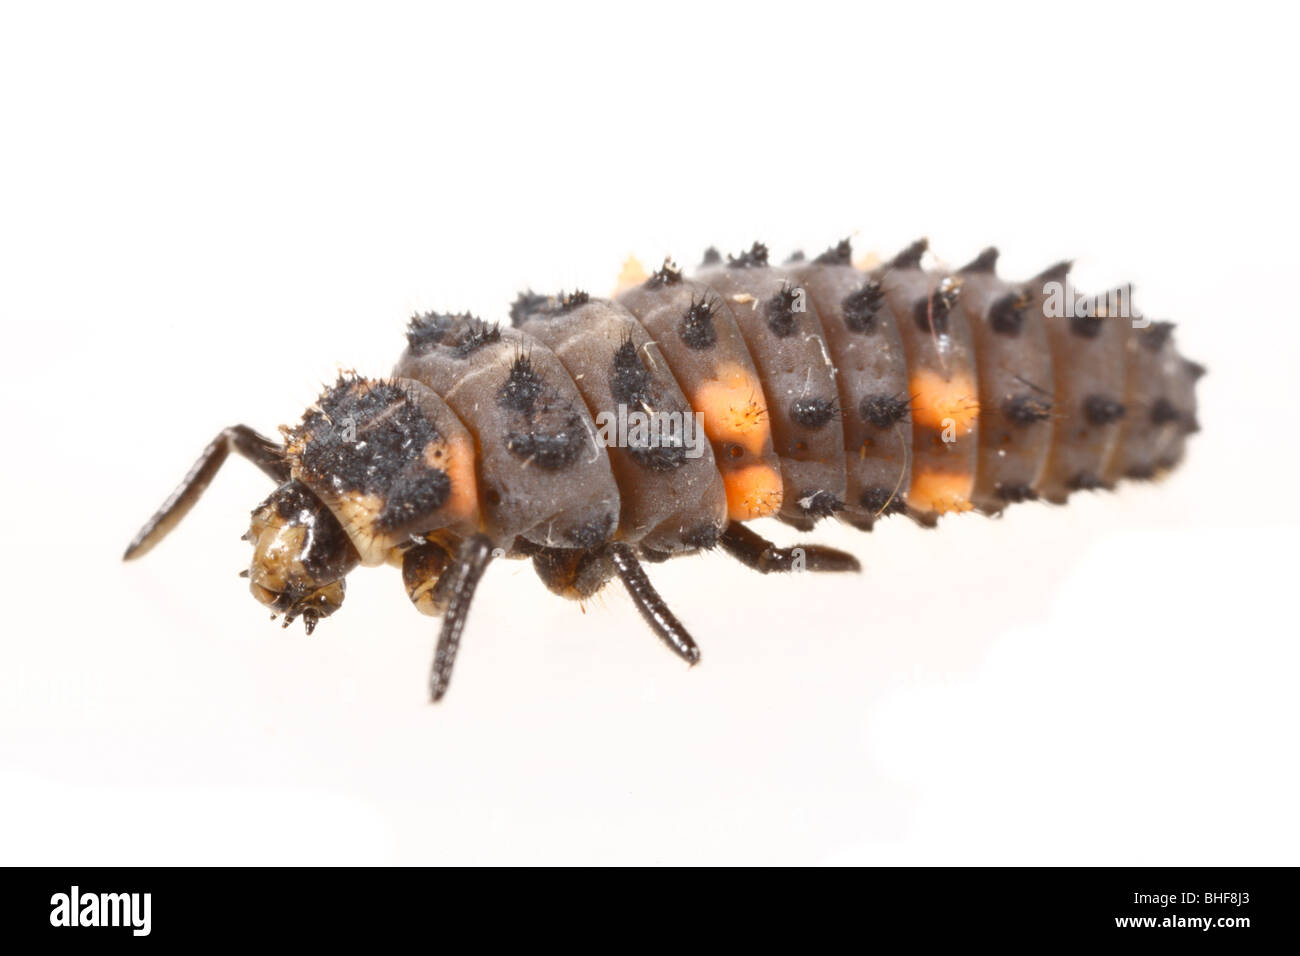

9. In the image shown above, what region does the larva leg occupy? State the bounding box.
[605,542,701,665]
[123,425,289,560]
[718,523,860,574]
[401,538,456,616]
[428,534,495,702]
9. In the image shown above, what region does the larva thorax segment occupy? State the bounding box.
[393,312,621,552]
[283,374,480,566]
[509,291,728,556]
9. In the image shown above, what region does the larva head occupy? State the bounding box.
[282,375,482,566]
[244,480,359,633]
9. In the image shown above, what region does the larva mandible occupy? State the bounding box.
[123,238,1203,701]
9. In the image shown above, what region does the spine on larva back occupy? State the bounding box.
[394,238,1201,556]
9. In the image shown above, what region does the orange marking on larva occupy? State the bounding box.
[723,464,783,521]
[690,362,772,456]
[908,469,974,515]
[909,368,980,432]
[426,434,480,529]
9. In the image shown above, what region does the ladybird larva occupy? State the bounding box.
[123,238,1202,701]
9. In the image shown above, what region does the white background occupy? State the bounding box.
[2,1,1296,865]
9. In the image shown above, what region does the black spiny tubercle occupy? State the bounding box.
[842,279,884,334]
[1142,321,1176,351]
[727,241,769,269]
[790,396,839,429]
[860,486,906,515]
[913,283,959,334]
[408,311,501,356]
[1068,471,1105,492]
[796,490,843,519]
[556,289,590,313]
[860,392,911,429]
[610,336,689,471]
[996,483,1037,504]
[498,353,588,470]
[1070,313,1104,338]
[610,336,653,405]
[498,353,546,413]
[679,296,718,349]
[959,247,1000,274]
[503,418,586,470]
[508,289,589,324]
[1003,394,1053,426]
[648,258,683,286]
[1149,397,1182,426]
[989,291,1028,335]
[766,283,801,337]
[509,291,550,326]
[1083,394,1126,426]
[890,238,928,269]
[813,238,853,266]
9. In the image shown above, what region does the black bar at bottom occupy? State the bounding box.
[4,866,1290,944]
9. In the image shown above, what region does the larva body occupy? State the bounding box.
[124,239,1202,700]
